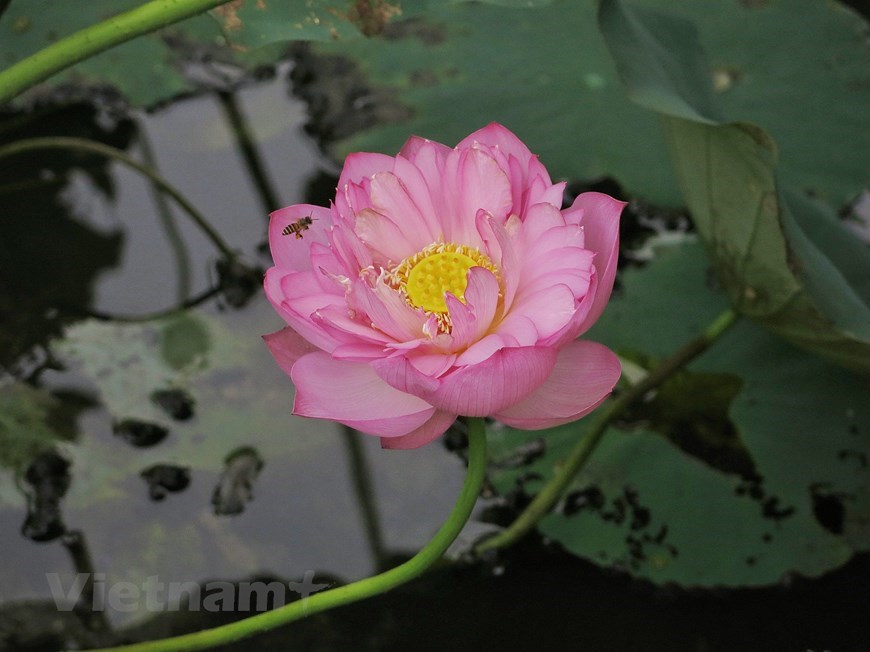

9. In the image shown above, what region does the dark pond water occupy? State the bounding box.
[1,63,868,652]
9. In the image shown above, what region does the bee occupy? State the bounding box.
[281,215,315,239]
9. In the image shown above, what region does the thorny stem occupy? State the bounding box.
[0,0,230,105]
[475,308,740,554]
[77,418,489,652]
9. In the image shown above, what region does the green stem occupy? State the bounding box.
[0,0,229,105]
[81,418,488,652]
[0,136,237,261]
[476,308,739,554]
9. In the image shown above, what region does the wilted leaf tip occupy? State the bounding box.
[214,0,244,31]
[348,0,402,37]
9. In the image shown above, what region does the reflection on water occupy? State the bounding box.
[0,69,467,647]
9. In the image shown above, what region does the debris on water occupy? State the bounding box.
[563,486,605,516]
[112,419,169,447]
[215,258,262,309]
[492,438,546,469]
[141,464,192,501]
[810,483,847,535]
[212,446,264,516]
[21,451,71,542]
[150,388,196,421]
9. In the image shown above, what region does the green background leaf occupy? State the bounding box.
[305,0,868,207]
[598,0,870,372]
[490,241,870,587]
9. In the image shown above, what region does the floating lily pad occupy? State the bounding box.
[489,241,870,587]
[0,0,277,107]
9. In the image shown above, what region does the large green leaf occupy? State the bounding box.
[0,1,238,106]
[0,0,551,106]
[304,0,868,207]
[218,0,554,49]
[599,0,870,372]
[489,241,870,587]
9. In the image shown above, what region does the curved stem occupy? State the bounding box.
[61,285,222,324]
[476,308,739,554]
[0,0,229,105]
[81,418,488,652]
[0,136,237,261]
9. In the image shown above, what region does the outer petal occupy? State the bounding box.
[264,267,345,352]
[562,192,625,335]
[494,340,621,429]
[337,152,395,190]
[380,410,457,450]
[398,135,451,162]
[457,123,537,175]
[291,353,435,437]
[263,327,316,377]
[375,346,557,416]
[433,346,557,415]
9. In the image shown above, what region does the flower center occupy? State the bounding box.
[389,242,499,315]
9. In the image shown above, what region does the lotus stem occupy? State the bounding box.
[77,417,488,651]
[475,307,739,554]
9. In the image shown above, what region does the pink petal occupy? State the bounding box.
[354,208,416,264]
[562,192,625,335]
[368,172,438,248]
[494,340,621,429]
[393,155,441,237]
[309,241,349,293]
[291,353,435,437]
[269,204,334,272]
[445,267,500,349]
[508,283,577,340]
[328,223,373,273]
[398,135,452,162]
[398,141,450,229]
[336,179,375,219]
[332,342,389,361]
[491,313,539,347]
[408,353,456,377]
[337,152,395,190]
[456,148,513,233]
[375,346,557,416]
[524,177,565,213]
[380,410,457,450]
[347,278,426,342]
[477,212,520,311]
[313,304,393,345]
[438,148,512,245]
[371,354,441,396]
[457,123,538,176]
[263,327,317,377]
[519,202,567,241]
[455,332,514,366]
[264,268,345,352]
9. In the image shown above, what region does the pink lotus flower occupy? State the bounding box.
[264,124,623,449]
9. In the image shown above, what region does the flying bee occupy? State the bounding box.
[281,215,315,239]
